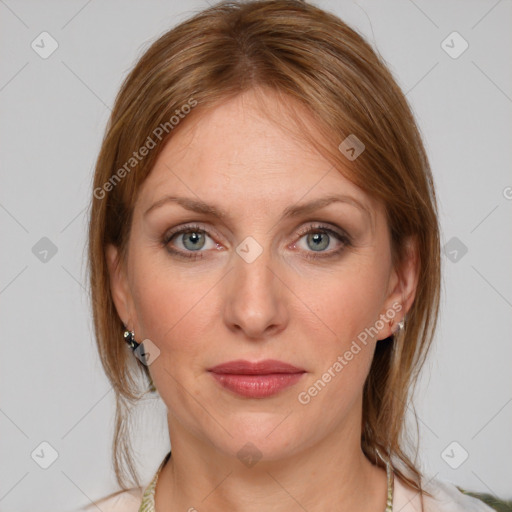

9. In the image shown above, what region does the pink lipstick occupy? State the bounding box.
[208,359,306,398]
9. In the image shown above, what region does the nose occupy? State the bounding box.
[223,242,289,340]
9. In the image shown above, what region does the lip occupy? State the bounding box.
[208,359,305,375]
[208,359,306,398]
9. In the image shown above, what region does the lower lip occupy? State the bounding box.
[210,372,305,398]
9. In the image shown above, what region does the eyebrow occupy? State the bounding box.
[144,194,371,221]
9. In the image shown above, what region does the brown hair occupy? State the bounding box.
[87,0,440,501]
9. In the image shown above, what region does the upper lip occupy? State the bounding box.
[208,359,305,375]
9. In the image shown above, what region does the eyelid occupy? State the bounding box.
[163,222,219,243]
[294,222,350,241]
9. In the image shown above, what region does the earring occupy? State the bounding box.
[124,329,140,351]
[123,329,157,393]
[388,317,405,336]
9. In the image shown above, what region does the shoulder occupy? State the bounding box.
[75,487,144,512]
[75,450,170,511]
[394,473,496,512]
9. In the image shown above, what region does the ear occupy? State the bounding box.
[105,243,135,330]
[378,235,419,339]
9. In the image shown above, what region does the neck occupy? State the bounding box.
[155,414,388,512]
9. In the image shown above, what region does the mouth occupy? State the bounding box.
[207,359,306,398]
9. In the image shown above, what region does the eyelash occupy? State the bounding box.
[161,223,351,261]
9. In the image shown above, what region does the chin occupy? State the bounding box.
[208,416,308,463]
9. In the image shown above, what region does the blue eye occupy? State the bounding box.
[162,223,350,261]
[295,224,351,260]
[180,231,206,251]
[163,224,214,260]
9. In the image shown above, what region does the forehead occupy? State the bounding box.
[135,89,380,223]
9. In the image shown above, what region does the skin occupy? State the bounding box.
[106,87,419,512]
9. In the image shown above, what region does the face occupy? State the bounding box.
[107,88,417,464]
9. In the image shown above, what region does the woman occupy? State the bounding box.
[84,1,497,510]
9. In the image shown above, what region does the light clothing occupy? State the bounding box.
[77,452,495,512]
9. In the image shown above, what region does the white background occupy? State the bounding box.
[1,0,511,510]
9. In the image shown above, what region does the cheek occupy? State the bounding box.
[296,259,390,346]
[130,251,219,358]
[293,266,389,412]
[129,257,218,415]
